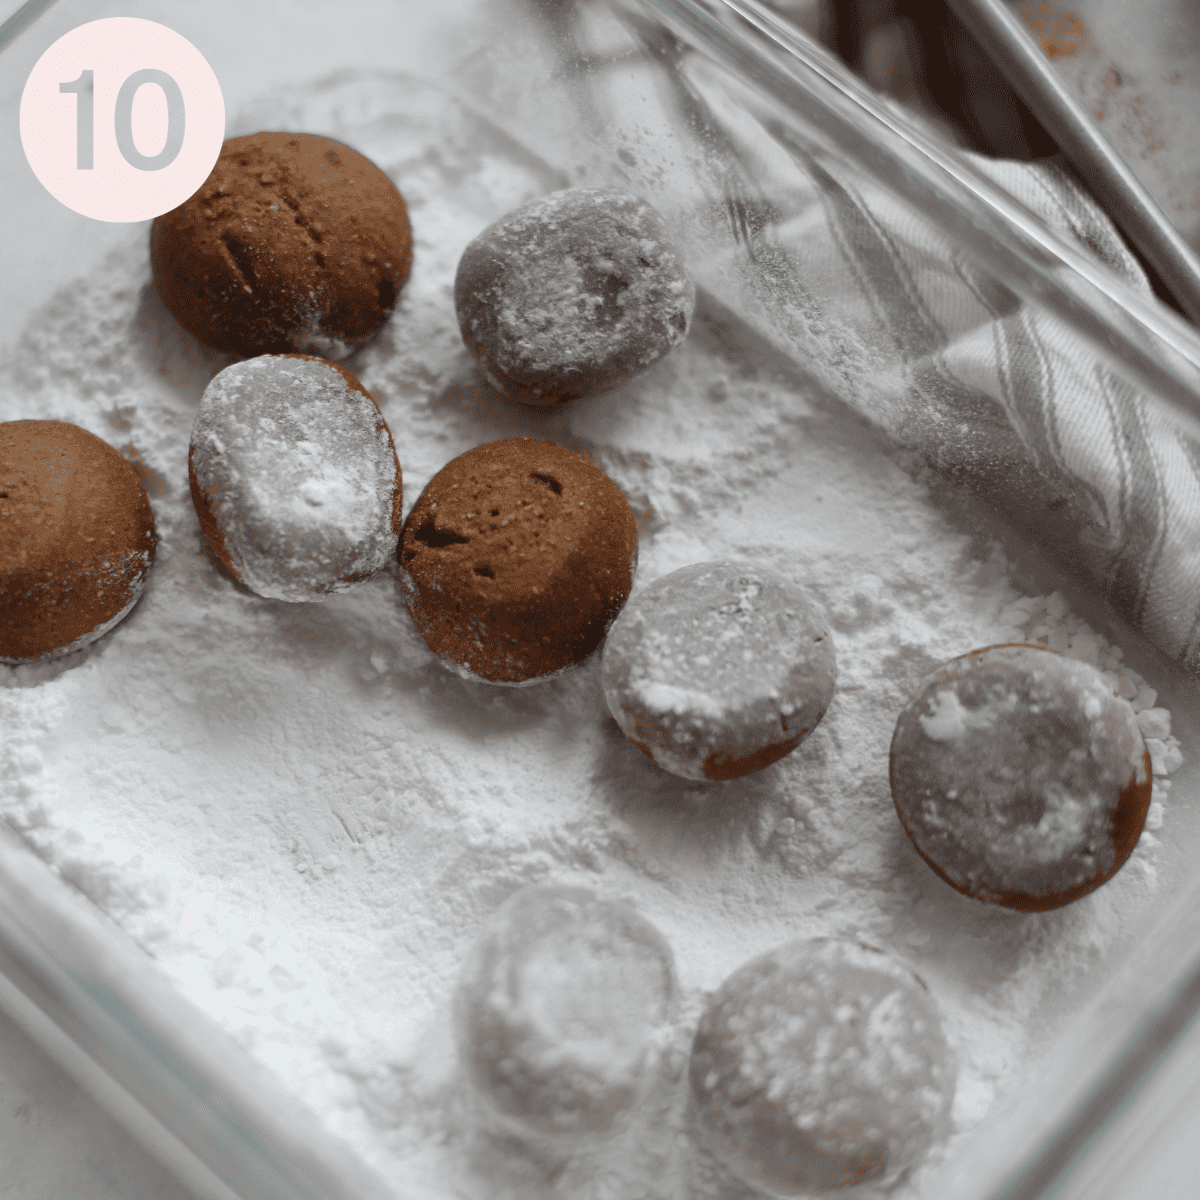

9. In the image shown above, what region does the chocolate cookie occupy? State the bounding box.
[399,438,637,683]
[690,939,955,1198]
[455,884,677,1145]
[890,644,1153,911]
[152,132,412,360]
[189,354,402,602]
[455,187,695,405]
[601,562,837,780]
[1,421,156,662]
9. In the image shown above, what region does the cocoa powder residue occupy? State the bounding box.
[1017,2,1088,59]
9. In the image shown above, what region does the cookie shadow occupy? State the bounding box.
[875,811,1093,987]
[129,280,233,405]
[404,648,611,742]
[432,357,584,442]
[589,713,795,858]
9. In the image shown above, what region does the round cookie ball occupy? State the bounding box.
[152,132,412,360]
[455,883,677,1144]
[889,643,1153,912]
[689,939,955,1198]
[601,562,836,781]
[455,187,695,405]
[1,420,156,663]
[189,354,402,602]
[399,438,638,684]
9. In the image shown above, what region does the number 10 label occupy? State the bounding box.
[21,18,224,223]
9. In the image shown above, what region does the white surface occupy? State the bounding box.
[0,1007,195,1200]
[1055,1010,1200,1200]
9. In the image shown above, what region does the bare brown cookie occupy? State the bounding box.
[455,188,695,405]
[1,420,156,662]
[152,132,412,360]
[399,438,637,683]
[890,643,1153,911]
[189,354,402,602]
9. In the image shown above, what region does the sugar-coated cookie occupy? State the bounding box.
[399,438,637,683]
[189,354,401,602]
[1,420,156,662]
[890,643,1153,911]
[601,562,836,780]
[690,939,955,1198]
[455,187,695,405]
[455,883,677,1144]
[152,132,412,360]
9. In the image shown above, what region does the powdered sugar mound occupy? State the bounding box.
[191,356,399,601]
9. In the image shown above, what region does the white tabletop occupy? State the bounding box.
[0,1006,192,1200]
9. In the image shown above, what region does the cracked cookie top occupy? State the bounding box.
[151,132,412,360]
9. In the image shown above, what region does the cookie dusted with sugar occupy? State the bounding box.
[890,643,1153,911]
[399,438,637,684]
[601,562,836,780]
[455,883,677,1146]
[1,421,156,662]
[455,187,695,405]
[689,939,955,1198]
[189,354,402,602]
[152,132,412,360]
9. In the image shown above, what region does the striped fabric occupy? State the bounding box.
[509,0,1200,674]
[757,126,1200,673]
[776,139,1200,663]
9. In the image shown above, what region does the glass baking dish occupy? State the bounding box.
[3,1,1200,1198]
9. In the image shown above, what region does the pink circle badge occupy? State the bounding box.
[20,18,225,223]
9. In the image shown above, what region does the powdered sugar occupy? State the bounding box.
[0,71,1185,1199]
[190,355,400,601]
[919,690,1004,741]
[454,883,677,1146]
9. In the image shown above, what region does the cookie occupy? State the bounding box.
[398,438,637,683]
[455,187,695,405]
[189,354,402,602]
[689,939,955,1198]
[889,643,1153,911]
[601,562,837,780]
[152,132,412,360]
[1,420,156,662]
[455,883,677,1145]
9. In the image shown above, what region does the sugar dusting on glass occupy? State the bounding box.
[0,74,1183,1198]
